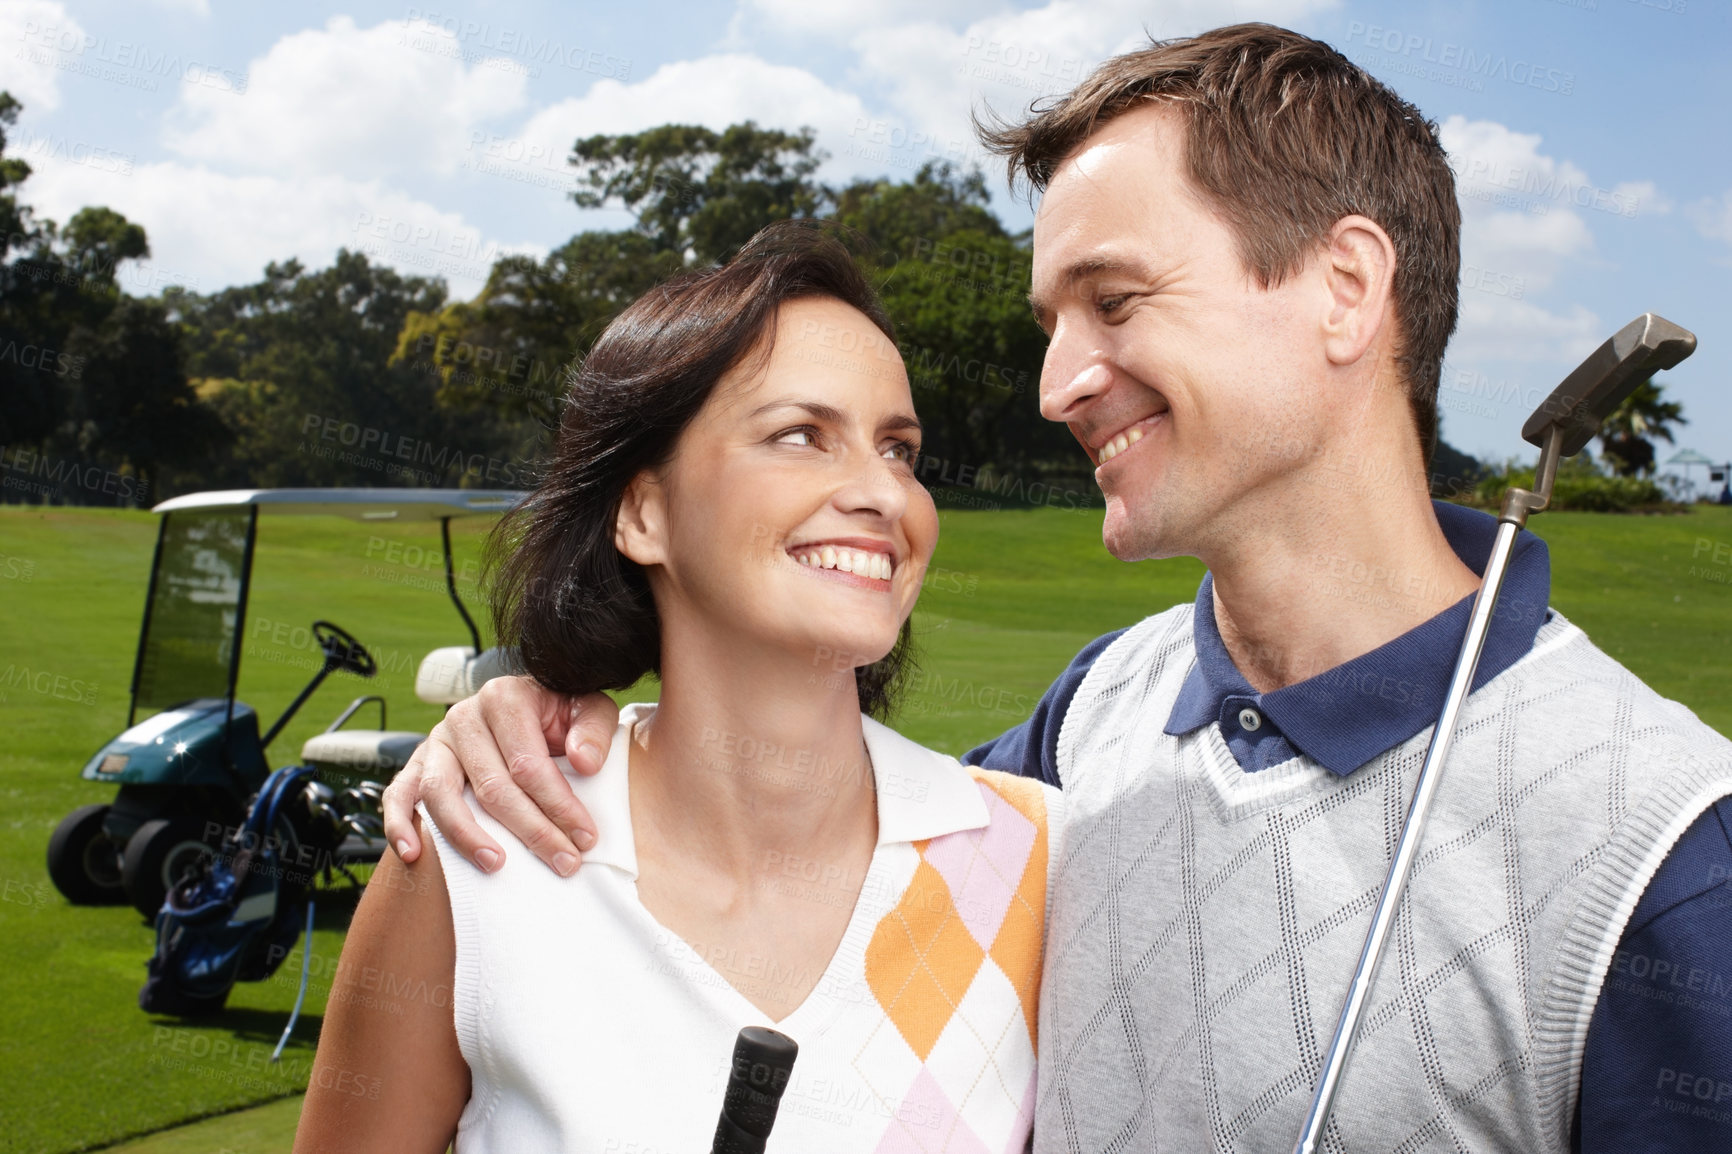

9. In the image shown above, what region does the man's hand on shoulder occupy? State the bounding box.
[381,676,620,876]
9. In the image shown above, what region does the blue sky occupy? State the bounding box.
[3,0,1727,473]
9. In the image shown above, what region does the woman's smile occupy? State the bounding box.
[787,538,897,587]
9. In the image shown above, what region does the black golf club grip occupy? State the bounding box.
[709,1026,799,1154]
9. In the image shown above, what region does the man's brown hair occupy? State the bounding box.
[978,22,1460,465]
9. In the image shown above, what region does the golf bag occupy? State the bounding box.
[139,765,332,1015]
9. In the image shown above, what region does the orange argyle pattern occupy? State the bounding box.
[864,768,1049,1057]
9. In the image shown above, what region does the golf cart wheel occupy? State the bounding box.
[46,804,127,905]
[122,817,220,918]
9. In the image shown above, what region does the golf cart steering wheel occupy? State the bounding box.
[311,620,378,678]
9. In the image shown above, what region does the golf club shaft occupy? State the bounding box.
[1293,519,1522,1154]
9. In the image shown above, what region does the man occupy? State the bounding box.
[381,24,1732,1152]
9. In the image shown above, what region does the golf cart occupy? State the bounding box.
[45,488,524,917]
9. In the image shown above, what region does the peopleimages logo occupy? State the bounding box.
[0,446,145,502]
[400,10,632,79]
[18,20,249,94]
[1448,155,1642,219]
[0,339,84,379]
[298,414,524,486]
[1344,22,1575,96]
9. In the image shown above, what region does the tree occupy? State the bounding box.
[410,147,1082,499]
[392,230,680,428]
[1429,431,1485,501]
[570,122,829,263]
[60,206,148,285]
[831,163,1003,261]
[60,296,225,493]
[386,123,826,450]
[1597,377,1686,477]
[0,92,34,257]
[168,250,525,491]
[835,163,1076,486]
[0,90,61,449]
[0,92,212,503]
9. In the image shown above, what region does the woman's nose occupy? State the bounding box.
[833,449,911,521]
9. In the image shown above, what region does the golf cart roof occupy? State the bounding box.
[151,488,527,521]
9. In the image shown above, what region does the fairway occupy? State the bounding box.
[3,503,1732,1152]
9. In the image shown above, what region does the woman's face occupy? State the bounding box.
[616,296,938,675]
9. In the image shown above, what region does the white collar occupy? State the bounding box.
[563,702,990,880]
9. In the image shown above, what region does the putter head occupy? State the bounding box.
[1520,313,1697,455]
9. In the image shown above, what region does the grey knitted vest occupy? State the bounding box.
[1034,604,1732,1153]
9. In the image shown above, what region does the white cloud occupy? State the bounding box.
[164,17,528,180]
[1689,189,1732,247]
[1612,180,1668,217]
[147,0,209,15]
[519,1,1339,200]
[1440,116,1668,253]
[739,0,1338,181]
[9,15,544,303]
[20,151,540,301]
[1469,207,1592,266]
[513,53,875,179]
[740,0,1004,39]
[1452,296,1602,364]
[0,0,87,113]
[1436,116,1633,364]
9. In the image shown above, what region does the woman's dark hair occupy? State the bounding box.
[487,220,915,719]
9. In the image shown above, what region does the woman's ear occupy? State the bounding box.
[614,471,669,568]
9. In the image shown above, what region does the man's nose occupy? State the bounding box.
[1040,347,1114,424]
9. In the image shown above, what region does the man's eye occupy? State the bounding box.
[883,440,919,464]
[1096,294,1129,316]
[775,427,818,447]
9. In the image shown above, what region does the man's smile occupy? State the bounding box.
[1089,412,1167,466]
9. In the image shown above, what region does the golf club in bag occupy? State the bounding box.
[710,1026,799,1154]
[139,764,335,1017]
[1293,312,1699,1154]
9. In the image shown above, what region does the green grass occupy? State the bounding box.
[0,507,496,1154]
[93,1096,307,1154]
[3,502,1731,1152]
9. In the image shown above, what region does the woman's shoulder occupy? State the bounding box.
[862,715,1062,838]
[964,765,1062,830]
[426,704,645,867]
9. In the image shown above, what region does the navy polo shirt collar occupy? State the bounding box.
[1165,500,1553,776]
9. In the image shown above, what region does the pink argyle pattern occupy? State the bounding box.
[861,769,1049,1153]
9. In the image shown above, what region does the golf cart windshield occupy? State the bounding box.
[133,508,252,717]
[129,488,526,727]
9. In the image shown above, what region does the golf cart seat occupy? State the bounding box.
[298,648,515,778]
[300,729,427,775]
[415,646,517,705]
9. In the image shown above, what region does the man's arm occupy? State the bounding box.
[382,678,617,874]
[387,631,1130,875]
[1577,798,1732,1153]
[963,628,1127,788]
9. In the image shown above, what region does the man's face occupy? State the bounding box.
[1030,103,1337,563]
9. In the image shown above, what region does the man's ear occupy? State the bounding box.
[1319,214,1397,369]
[614,471,668,568]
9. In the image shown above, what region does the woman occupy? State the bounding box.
[295,223,1059,1152]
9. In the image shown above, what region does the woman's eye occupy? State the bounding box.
[883,441,919,464]
[775,427,818,448]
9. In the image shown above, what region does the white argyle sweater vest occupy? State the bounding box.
[1034,604,1732,1153]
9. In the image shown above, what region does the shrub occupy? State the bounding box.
[1454,454,1676,513]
